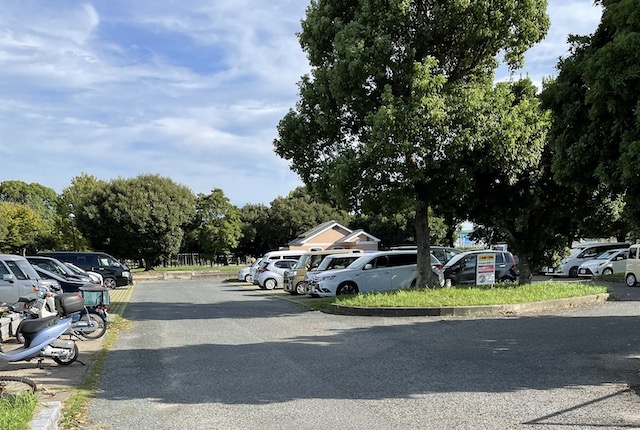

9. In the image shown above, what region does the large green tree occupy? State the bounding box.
[0,202,49,254]
[0,180,59,249]
[236,203,271,258]
[541,0,639,237]
[189,189,242,261]
[58,173,108,251]
[274,0,550,286]
[76,174,196,270]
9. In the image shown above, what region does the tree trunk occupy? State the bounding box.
[415,199,435,288]
[443,214,459,248]
[517,254,533,285]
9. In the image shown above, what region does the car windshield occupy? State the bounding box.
[98,256,120,267]
[318,256,360,271]
[7,260,40,280]
[569,247,586,257]
[65,262,87,274]
[594,250,619,260]
[444,252,468,267]
[293,254,310,270]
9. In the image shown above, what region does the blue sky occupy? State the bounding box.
[0,1,602,207]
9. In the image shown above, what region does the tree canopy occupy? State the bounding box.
[191,189,242,261]
[0,202,49,254]
[76,174,195,270]
[541,0,639,235]
[275,0,550,286]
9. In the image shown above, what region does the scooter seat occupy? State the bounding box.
[19,315,60,335]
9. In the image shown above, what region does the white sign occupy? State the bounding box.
[476,253,496,285]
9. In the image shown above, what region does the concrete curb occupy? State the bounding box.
[29,401,61,430]
[330,293,611,317]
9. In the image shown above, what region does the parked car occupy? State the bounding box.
[26,256,94,284]
[545,242,630,278]
[32,266,94,293]
[577,248,628,277]
[37,251,132,289]
[305,253,369,295]
[257,259,299,290]
[443,249,518,286]
[309,250,444,298]
[0,254,41,304]
[283,249,364,295]
[625,244,640,287]
[238,259,262,283]
[251,250,305,285]
[64,261,104,285]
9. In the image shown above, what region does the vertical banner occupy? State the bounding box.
[476,253,496,285]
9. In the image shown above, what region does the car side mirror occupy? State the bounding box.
[2,273,15,283]
[364,263,373,270]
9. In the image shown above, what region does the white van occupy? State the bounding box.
[625,244,640,287]
[0,254,41,304]
[308,250,444,297]
[251,250,305,285]
[545,242,630,278]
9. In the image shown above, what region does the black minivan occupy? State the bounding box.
[37,251,133,289]
[443,249,519,286]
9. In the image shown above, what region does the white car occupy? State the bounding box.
[64,261,104,285]
[577,248,628,277]
[302,254,364,295]
[545,242,629,277]
[257,259,298,290]
[309,250,444,297]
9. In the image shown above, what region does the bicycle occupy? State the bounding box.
[0,375,37,396]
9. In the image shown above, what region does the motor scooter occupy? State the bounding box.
[15,287,107,342]
[0,293,84,367]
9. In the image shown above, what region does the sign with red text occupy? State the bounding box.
[476,253,495,285]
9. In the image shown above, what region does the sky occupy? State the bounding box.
[0,1,603,207]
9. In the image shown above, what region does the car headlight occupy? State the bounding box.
[122,271,130,277]
[319,275,336,281]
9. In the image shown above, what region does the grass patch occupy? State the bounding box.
[59,315,132,430]
[309,281,609,309]
[0,391,38,430]
[132,265,242,274]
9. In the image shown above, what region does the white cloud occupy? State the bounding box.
[0,0,605,206]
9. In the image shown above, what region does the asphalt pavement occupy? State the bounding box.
[81,278,640,430]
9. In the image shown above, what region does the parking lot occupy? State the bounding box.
[81,278,640,429]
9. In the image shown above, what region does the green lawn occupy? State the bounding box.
[306,281,609,310]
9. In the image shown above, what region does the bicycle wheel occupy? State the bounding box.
[0,376,37,395]
[76,311,107,340]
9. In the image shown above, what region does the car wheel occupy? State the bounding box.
[336,282,358,295]
[569,267,579,278]
[626,273,637,287]
[244,274,251,282]
[103,277,117,289]
[264,278,277,290]
[295,282,305,295]
[498,277,515,284]
[602,268,613,276]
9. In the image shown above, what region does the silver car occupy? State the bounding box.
[257,259,298,290]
